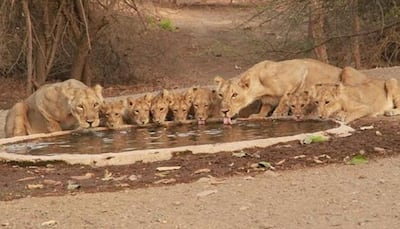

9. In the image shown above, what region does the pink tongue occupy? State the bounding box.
[198,120,206,125]
[223,117,232,125]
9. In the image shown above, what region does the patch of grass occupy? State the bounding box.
[158,18,176,32]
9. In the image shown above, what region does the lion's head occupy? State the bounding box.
[100,100,126,129]
[186,86,218,125]
[169,91,192,123]
[214,76,253,124]
[151,89,172,125]
[127,94,152,126]
[62,84,103,129]
[285,90,314,120]
[312,83,342,119]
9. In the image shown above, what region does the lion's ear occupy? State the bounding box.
[186,86,198,103]
[161,89,170,98]
[144,93,153,105]
[92,84,104,101]
[119,99,127,107]
[214,76,225,88]
[238,75,250,89]
[127,97,135,108]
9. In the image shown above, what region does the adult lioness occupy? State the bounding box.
[186,86,221,125]
[312,78,400,123]
[22,79,103,134]
[214,59,342,124]
[4,102,31,137]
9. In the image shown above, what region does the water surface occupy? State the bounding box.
[4,119,337,155]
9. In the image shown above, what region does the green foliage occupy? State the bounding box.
[158,18,176,32]
[349,155,368,165]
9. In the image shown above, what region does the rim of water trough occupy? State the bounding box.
[0,119,354,167]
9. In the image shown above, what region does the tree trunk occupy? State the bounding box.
[352,0,361,68]
[309,0,329,63]
[22,0,33,94]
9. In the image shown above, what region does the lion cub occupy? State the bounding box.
[151,89,173,125]
[5,102,32,137]
[275,91,316,120]
[169,90,193,123]
[100,100,127,129]
[126,94,153,126]
[186,86,221,124]
[312,78,400,123]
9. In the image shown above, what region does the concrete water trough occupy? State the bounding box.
[0,117,354,167]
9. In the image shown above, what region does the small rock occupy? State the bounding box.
[41,220,57,226]
[275,159,286,165]
[173,201,182,206]
[239,206,250,211]
[359,150,366,155]
[293,155,306,159]
[43,179,62,186]
[27,184,44,190]
[128,175,139,181]
[17,176,37,182]
[194,168,211,174]
[115,183,129,187]
[196,189,218,198]
[67,181,80,190]
[373,147,386,153]
[313,158,324,164]
[101,170,113,181]
[156,166,181,171]
[232,152,247,158]
[375,131,383,136]
[113,175,128,181]
[360,125,374,130]
[154,178,176,184]
[1,222,10,227]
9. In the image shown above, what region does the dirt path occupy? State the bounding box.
[1,156,399,228]
[1,5,400,228]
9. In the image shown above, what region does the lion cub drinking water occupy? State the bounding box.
[100,100,127,128]
[151,89,173,125]
[169,90,193,123]
[275,90,317,120]
[186,86,221,125]
[312,78,400,123]
[126,94,153,126]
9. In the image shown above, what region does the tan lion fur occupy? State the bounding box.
[100,100,127,128]
[312,77,400,123]
[169,90,193,123]
[275,90,317,120]
[214,59,343,121]
[151,89,173,125]
[4,102,32,137]
[186,86,221,124]
[126,94,152,125]
[6,79,103,136]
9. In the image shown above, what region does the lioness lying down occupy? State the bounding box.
[214,58,343,124]
[5,79,103,137]
[312,78,400,123]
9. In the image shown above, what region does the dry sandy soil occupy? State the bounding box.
[1,4,400,228]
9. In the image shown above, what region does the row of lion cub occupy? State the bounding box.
[5,58,400,138]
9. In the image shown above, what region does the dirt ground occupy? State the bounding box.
[1,4,400,228]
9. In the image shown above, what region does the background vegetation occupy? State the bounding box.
[0,0,399,94]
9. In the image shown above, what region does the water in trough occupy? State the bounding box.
[4,119,338,156]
